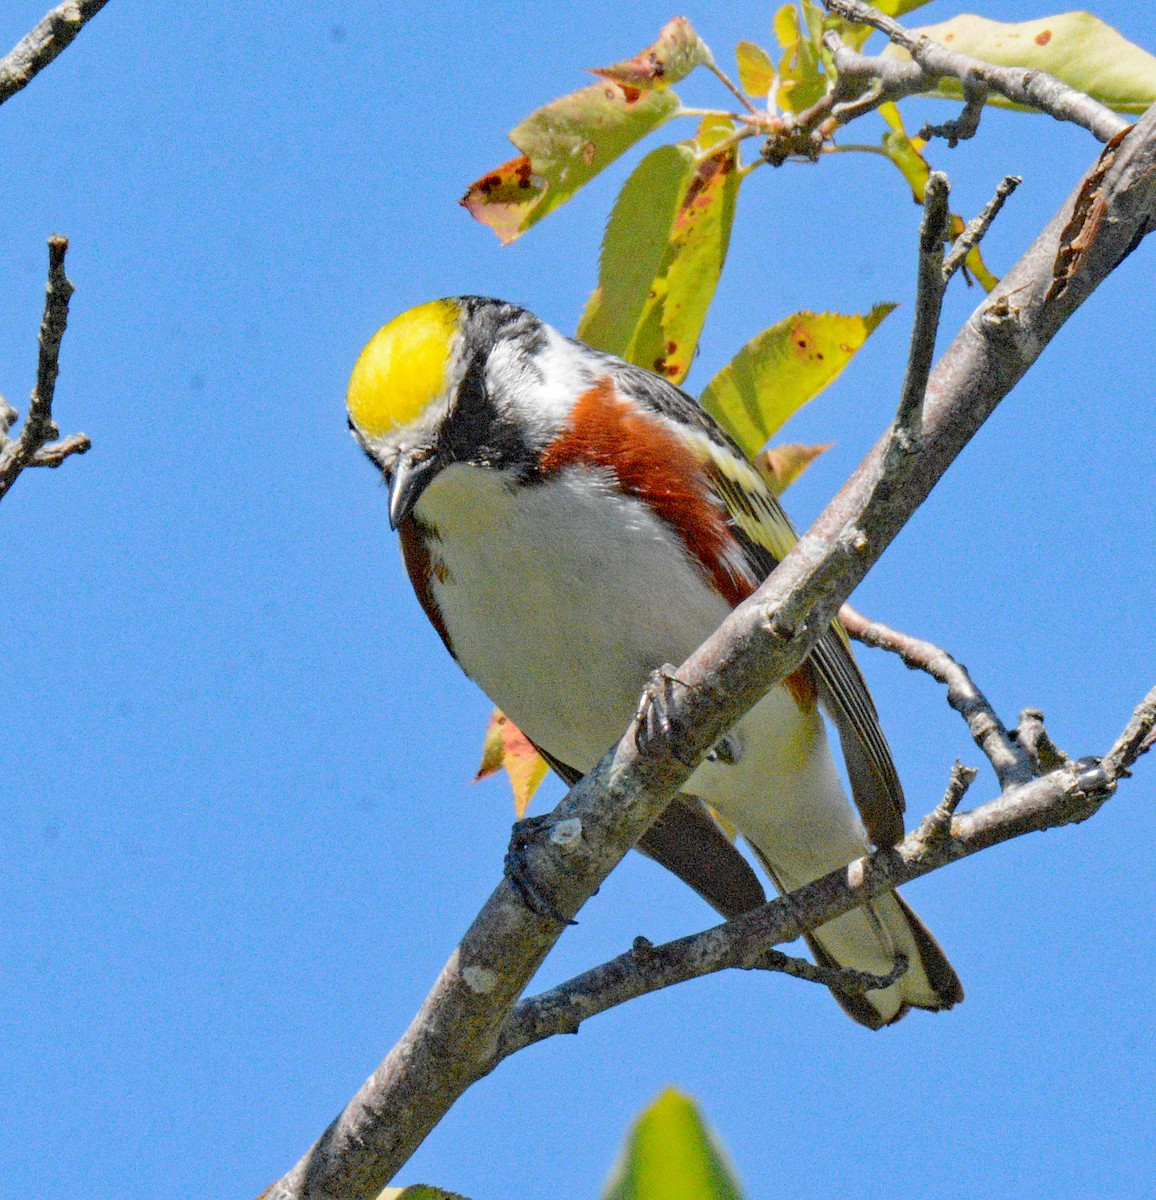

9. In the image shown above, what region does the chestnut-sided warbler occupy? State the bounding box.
[347,296,962,1028]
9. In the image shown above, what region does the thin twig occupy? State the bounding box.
[822,2,1127,144]
[757,948,908,995]
[840,606,1034,790]
[943,175,1021,280]
[707,62,757,115]
[1014,709,1071,774]
[0,0,112,107]
[920,77,988,147]
[891,172,950,451]
[0,236,86,503]
[1103,686,1156,778]
[914,760,977,846]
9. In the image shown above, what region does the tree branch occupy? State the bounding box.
[497,712,1144,1058]
[262,103,1156,1200]
[823,0,1129,145]
[0,0,112,108]
[0,236,88,503]
[839,606,1034,790]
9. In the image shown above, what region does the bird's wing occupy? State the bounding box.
[612,362,906,848]
[533,744,767,917]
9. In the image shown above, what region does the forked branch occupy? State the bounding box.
[0,236,88,504]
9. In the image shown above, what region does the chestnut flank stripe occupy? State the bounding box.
[541,378,817,713]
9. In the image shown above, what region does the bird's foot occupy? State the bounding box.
[634,664,699,767]
[503,815,579,926]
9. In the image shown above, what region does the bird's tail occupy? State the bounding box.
[748,844,961,1028]
[801,890,963,1028]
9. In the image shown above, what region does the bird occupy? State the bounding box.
[346,295,963,1028]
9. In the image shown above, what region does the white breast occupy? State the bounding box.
[414,460,870,885]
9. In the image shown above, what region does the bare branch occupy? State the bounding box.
[823,1,1128,144]
[1103,686,1156,778]
[497,712,1138,1058]
[840,606,1034,790]
[891,172,950,451]
[0,1,111,107]
[0,236,87,503]
[263,104,1156,1200]
[943,175,1021,281]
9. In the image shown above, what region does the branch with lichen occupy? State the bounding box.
[0,236,89,504]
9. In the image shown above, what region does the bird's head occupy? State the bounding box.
[347,296,564,528]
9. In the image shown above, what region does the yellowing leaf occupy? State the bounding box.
[773,4,800,52]
[774,3,828,112]
[895,13,1156,114]
[591,17,714,90]
[601,1089,745,1200]
[475,709,549,818]
[735,40,776,97]
[699,305,894,459]
[757,441,832,495]
[462,47,681,243]
[580,118,741,383]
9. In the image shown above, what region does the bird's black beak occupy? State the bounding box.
[388,452,442,530]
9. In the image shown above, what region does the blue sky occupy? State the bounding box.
[3,2,1154,1197]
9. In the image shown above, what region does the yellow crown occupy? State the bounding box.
[347,299,460,439]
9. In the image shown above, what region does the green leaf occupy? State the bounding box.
[874,0,938,15]
[580,117,741,383]
[774,4,828,113]
[699,304,894,458]
[578,143,690,357]
[897,13,1156,114]
[735,40,776,98]
[602,1089,745,1200]
[460,18,718,244]
[591,16,714,90]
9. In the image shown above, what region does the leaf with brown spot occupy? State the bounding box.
[735,40,776,98]
[757,442,832,495]
[580,116,741,384]
[699,305,894,459]
[888,13,1156,114]
[590,16,714,91]
[475,709,549,818]
[462,51,681,243]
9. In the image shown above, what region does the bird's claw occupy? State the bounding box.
[503,815,578,926]
[634,664,698,767]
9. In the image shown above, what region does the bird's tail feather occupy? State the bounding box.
[749,845,962,1028]
[804,891,963,1029]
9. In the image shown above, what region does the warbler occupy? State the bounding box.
[347,296,962,1028]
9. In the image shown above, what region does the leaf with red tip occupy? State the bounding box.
[757,442,832,495]
[475,709,549,818]
[590,17,714,90]
[462,25,699,243]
